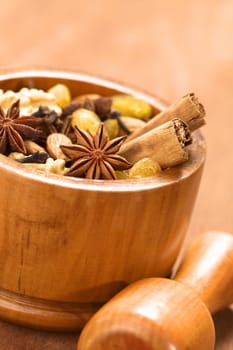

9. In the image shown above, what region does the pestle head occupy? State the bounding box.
[78,231,233,350]
[78,278,215,350]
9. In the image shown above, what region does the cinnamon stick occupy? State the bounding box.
[119,119,192,169]
[127,93,205,141]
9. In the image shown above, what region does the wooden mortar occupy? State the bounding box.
[0,70,205,331]
[78,231,233,350]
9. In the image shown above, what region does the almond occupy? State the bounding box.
[24,140,46,155]
[46,133,72,160]
[119,116,146,135]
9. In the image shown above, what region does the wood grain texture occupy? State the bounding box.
[77,231,233,350]
[120,119,190,167]
[0,71,205,331]
[175,231,233,314]
[0,0,232,349]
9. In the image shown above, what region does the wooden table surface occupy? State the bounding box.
[0,0,232,349]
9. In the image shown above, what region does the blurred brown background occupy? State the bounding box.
[0,0,232,349]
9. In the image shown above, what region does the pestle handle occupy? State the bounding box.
[174,230,233,313]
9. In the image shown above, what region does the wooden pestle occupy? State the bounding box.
[78,231,233,350]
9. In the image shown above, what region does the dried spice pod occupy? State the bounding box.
[46,133,72,160]
[17,151,49,164]
[0,99,43,155]
[94,97,112,120]
[60,101,80,118]
[61,124,132,180]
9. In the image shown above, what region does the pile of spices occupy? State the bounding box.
[0,85,206,180]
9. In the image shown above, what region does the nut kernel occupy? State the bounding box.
[24,140,46,155]
[0,88,61,115]
[46,133,72,160]
[120,116,146,134]
[45,158,66,174]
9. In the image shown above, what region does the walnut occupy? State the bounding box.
[0,88,61,116]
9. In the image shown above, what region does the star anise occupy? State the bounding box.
[0,100,43,155]
[61,124,132,180]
